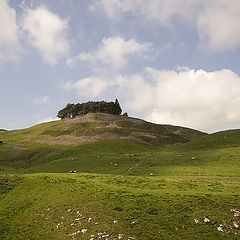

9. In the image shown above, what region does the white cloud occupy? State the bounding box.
[62,66,240,132]
[90,0,198,24]
[0,0,20,63]
[90,0,240,52]
[115,67,240,132]
[67,36,150,69]
[21,6,69,65]
[34,95,49,104]
[36,116,59,124]
[63,76,108,98]
[197,1,240,52]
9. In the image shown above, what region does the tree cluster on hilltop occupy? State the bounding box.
[57,99,122,119]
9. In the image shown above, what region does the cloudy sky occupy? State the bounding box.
[1,0,240,133]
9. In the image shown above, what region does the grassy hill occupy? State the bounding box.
[0,114,240,239]
[25,113,205,145]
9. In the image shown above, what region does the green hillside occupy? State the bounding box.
[0,114,240,239]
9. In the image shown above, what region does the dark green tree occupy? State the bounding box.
[57,99,123,119]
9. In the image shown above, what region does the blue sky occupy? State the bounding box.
[1,0,240,132]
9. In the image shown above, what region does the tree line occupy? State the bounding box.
[57,99,122,119]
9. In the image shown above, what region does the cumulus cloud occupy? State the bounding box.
[67,36,150,69]
[62,67,240,132]
[0,0,20,63]
[34,95,49,104]
[63,76,108,98]
[90,0,240,52]
[21,6,69,65]
[115,67,240,132]
[197,1,240,52]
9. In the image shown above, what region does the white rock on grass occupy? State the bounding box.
[88,218,92,222]
[231,209,240,217]
[81,228,87,233]
[204,217,210,223]
[113,220,118,224]
[217,226,223,232]
[118,234,123,239]
[194,219,199,224]
[233,222,239,228]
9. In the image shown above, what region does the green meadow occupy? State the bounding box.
[0,114,239,239]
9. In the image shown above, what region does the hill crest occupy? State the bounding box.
[26,113,206,145]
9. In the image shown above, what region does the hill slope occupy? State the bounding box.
[25,113,205,145]
[0,115,240,239]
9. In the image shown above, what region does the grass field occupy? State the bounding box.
[0,115,239,239]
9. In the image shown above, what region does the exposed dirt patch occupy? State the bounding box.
[9,146,25,157]
[121,159,146,175]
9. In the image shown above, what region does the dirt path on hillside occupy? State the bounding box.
[121,159,146,175]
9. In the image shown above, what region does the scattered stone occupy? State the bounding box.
[217,226,223,232]
[113,220,118,224]
[88,218,92,222]
[70,170,77,173]
[204,217,210,223]
[68,209,72,212]
[150,173,153,176]
[81,228,87,233]
[192,157,195,160]
[70,223,75,226]
[75,218,80,221]
[231,209,240,217]
[233,222,239,228]
[194,219,199,224]
[118,234,123,239]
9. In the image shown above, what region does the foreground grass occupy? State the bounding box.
[0,173,239,240]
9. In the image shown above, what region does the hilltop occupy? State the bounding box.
[25,113,205,146]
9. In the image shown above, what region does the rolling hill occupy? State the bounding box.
[0,114,239,239]
[25,113,205,145]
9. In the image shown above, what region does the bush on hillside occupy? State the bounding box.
[57,99,122,119]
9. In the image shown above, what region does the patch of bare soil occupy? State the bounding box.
[8,146,25,157]
[121,159,146,175]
